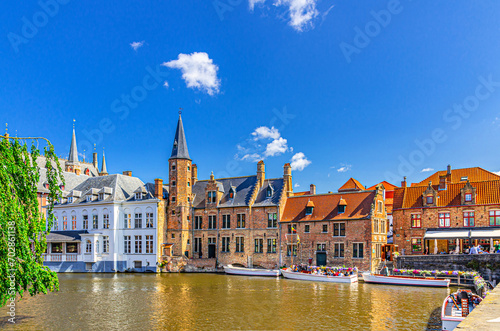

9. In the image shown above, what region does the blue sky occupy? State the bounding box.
[2,0,500,192]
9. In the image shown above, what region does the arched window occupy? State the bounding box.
[85,240,92,253]
[71,211,77,230]
[82,210,89,230]
[102,208,110,229]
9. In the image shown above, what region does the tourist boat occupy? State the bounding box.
[281,268,358,283]
[223,264,280,277]
[441,289,482,330]
[361,272,451,287]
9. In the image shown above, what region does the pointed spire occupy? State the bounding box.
[100,149,108,176]
[68,120,79,163]
[170,112,191,160]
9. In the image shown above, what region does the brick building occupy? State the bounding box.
[280,181,387,272]
[163,114,292,269]
[393,166,500,255]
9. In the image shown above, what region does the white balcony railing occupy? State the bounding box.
[43,254,80,262]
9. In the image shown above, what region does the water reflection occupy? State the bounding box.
[1,274,447,330]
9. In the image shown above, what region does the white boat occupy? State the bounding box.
[441,289,482,330]
[223,264,280,277]
[362,272,450,287]
[281,268,358,283]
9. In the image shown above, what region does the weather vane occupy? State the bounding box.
[179,107,183,115]
[73,119,76,129]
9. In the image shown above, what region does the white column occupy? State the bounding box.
[434,239,438,254]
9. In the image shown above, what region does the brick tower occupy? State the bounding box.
[167,113,192,257]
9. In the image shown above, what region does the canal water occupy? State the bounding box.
[2,273,449,330]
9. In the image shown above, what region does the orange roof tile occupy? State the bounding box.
[281,191,375,223]
[416,167,500,186]
[338,178,365,192]
[367,181,397,191]
[393,180,500,210]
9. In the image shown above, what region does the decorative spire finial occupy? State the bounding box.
[73,119,75,129]
[5,123,7,135]
[179,107,183,115]
[94,143,96,152]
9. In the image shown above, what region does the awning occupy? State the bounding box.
[424,229,470,239]
[470,228,500,239]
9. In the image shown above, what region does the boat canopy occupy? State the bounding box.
[470,228,500,239]
[424,229,470,239]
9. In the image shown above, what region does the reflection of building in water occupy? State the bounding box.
[394,165,500,254]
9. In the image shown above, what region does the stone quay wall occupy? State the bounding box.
[395,254,500,283]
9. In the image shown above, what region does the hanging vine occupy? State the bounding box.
[0,135,64,307]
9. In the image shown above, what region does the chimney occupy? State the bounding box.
[93,152,98,169]
[284,163,292,196]
[401,176,407,188]
[447,164,451,176]
[257,160,265,187]
[191,164,198,185]
[309,184,316,195]
[123,171,132,176]
[154,178,163,199]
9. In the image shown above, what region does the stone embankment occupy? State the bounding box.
[457,284,500,330]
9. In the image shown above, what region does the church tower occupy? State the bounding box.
[65,123,81,175]
[167,113,193,257]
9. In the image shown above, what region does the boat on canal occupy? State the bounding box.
[361,272,451,287]
[223,264,281,277]
[441,289,482,331]
[281,266,358,284]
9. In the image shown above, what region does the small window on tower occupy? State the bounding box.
[172,181,176,187]
[171,165,176,171]
[188,182,190,187]
[172,196,176,203]
[188,166,190,171]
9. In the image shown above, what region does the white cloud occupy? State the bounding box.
[241,153,262,162]
[290,152,311,171]
[495,171,500,176]
[264,137,288,157]
[421,168,434,173]
[294,183,300,188]
[162,52,221,96]
[249,0,266,10]
[252,126,281,141]
[130,41,144,51]
[337,165,352,173]
[163,81,169,89]
[274,0,319,32]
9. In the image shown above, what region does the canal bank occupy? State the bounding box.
[456,284,500,330]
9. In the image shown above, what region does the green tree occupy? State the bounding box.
[0,135,64,307]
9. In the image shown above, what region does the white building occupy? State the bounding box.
[42,126,166,272]
[45,174,163,272]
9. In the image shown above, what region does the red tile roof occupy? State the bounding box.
[367,181,397,191]
[416,167,500,186]
[338,178,365,192]
[393,180,500,210]
[281,191,375,223]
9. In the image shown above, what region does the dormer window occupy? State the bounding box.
[305,207,313,215]
[68,197,73,203]
[44,182,49,189]
[99,193,104,201]
[86,195,92,202]
[305,200,315,215]
[461,176,468,181]
[266,187,273,198]
[229,187,235,200]
[338,198,347,214]
[59,184,65,191]
[338,205,346,213]
[208,191,217,203]
[136,192,143,200]
[426,196,433,204]
[465,193,472,202]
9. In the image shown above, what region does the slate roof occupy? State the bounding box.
[46,230,87,242]
[170,114,190,160]
[281,191,376,223]
[393,180,500,210]
[56,174,156,206]
[191,176,284,209]
[414,167,500,186]
[37,168,89,194]
[338,178,365,192]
